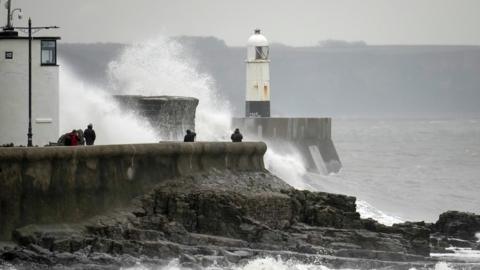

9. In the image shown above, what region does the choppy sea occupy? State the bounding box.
[2,118,479,269]
[124,118,480,269]
[308,118,480,223]
[4,36,480,269]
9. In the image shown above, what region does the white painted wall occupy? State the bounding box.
[246,61,270,101]
[245,32,271,102]
[0,38,59,146]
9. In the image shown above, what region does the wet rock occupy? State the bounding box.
[1,248,54,265]
[391,222,431,256]
[429,211,480,253]
[28,244,51,257]
[433,211,480,241]
[283,189,362,229]
[221,250,253,264]
[0,171,439,268]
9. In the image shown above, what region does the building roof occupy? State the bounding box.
[0,36,61,40]
[0,30,60,40]
[247,31,269,47]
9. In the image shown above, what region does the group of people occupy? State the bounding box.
[183,128,243,142]
[59,124,96,146]
[60,125,242,146]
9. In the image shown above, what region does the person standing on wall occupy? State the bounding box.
[231,128,243,142]
[83,123,96,145]
[184,129,196,142]
[68,130,79,146]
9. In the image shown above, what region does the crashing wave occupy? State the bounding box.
[119,257,458,270]
[356,200,403,226]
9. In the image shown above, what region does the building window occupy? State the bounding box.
[5,51,13,59]
[41,40,56,65]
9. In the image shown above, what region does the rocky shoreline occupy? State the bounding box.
[1,170,479,269]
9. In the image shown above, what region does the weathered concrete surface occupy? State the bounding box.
[113,95,199,140]
[232,117,342,173]
[0,142,266,240]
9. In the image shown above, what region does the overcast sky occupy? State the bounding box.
[5,0,480,46]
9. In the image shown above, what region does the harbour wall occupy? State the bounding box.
[113,95,199,141]
[232,117,342,174]
[0,142,266,240]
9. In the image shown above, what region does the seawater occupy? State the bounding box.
[119,258,457,270]
[52,36,480,269]
[308,118,480,223]
[0,259,466,270]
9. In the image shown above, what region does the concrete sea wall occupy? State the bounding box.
[113,95,199,140]
[0,142,266,240]
[232,117,342,173]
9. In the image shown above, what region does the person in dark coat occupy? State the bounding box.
[76,129,85,145]
[83,123,96,145]
[231,128,243,142]
[57,133,70,146]
[69,130,79,146]
[184,129,196,142]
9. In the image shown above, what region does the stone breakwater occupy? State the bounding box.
[0,143,479,269]
[0,142,266,241]
[113,95,199,141]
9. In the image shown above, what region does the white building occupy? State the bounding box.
[245,29,270,117]
[0,25,60,146]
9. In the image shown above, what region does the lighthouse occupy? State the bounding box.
[0,0,60,146]
[245,29,270,117]
[233,29,342,174]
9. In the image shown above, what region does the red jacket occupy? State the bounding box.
[69,132,79,146]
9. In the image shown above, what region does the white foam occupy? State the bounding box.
[0,263,18,270]
[431,247,480,263]
[107,36,231,141]
[59,35,232,144]
[356,200,403,226]
[407,262,454,270]
[476,232,480,242]
[264,148,309,190]
[434,262,453,270]
[232,257,332,270]
[122,257,337,270]
[59,64,158,144]
[120,257,459,270]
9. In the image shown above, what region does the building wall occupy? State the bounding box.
[246,61,270,101]
[0,39,59,146]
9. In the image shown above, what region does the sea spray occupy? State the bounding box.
[434,262,453,270]
[356,200,403,226]
[60,35,402,229]
[59,63,158,144]
[119,258,458,270]
[264,147,310,190]
[107,36,231,141]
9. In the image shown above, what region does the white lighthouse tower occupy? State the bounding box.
[245,29,270,117]
[0,0,60,146]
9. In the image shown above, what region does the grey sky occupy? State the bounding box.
[5,0,480,46]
